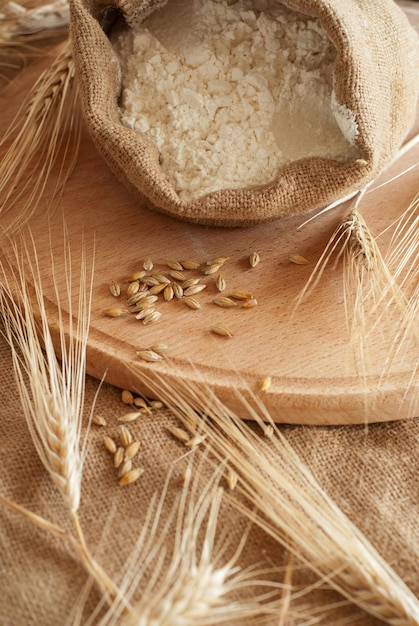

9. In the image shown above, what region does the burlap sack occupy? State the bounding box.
[70,0,419,227]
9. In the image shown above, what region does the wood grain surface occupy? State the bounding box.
[1,5,418,425]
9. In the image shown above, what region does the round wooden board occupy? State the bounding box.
[1,9,418,425]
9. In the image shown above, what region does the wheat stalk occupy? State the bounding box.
[84,458,291,626]
[0,35,80,235]
[132,367,419,626]
[0,228,127,607]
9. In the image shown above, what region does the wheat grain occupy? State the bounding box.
[148,283,167,295]
[215,274,226,292]
[289,254,309,265]
[163,284,174,301]
[119,426,133,448]
[102,307,129,317]
[209,324,233,337]
[143,258,153,271]
[169,270,186,282]
[203,263,223,275]
[118,459,133,479]
[104,437,117,455]
[168,425,190,443]
[150,344,169,355]
[136,350,163,362]
[185,433,207,448]
[119,467,144,486]
[133,396,148,409]
[121,389,134,405]
[212,295,237,308]
[114,447,125,468]
[181,260,201,270]
[260,376,272,391]
[226,469,238,490]
[109,280,121,297]
[166,260,184,271]
[184,284,207,296]
[126,281,140,298]
[183,296,201,310]
[182,277,201,289]
[242,298,258,309]
[126,271,146,282]
[143,310,162,325]
[124,441,141,461]
[92,415,107,427]
[172,282,184,299]
[118,411,142,424]
[249,252,260,267]
[230,290,253,300]
[206,256,229,266]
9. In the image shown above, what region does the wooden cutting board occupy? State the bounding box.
[0,20,418,425]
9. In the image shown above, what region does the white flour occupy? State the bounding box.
[112,0,359,201]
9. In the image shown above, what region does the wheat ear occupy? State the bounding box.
[0,36,79,235]
[90,459,288,626]
[0,229,127,607]
[0,0,69,39]
[133,368,419,626]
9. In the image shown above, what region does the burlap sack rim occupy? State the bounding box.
[70,0,419,226]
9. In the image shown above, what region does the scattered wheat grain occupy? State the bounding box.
[135,307,156,321]
[169,270,186,281]
[126,271,146,282]
[133,397,148,408]
[102,307,129,317]
[242,298,258,309]
[185,433,207,448]
[143,258,153,271]
[143,310,162,325]
[249,252,260,268]
[152,273,171,284]
[150,343,169,355]
[109,280,121,297]
[118,411,142,423]
[264,424,275,438]
[182,277,201,289]
[289,254,309,265]
[126,281,140,298]
[212,295,237,308]
[136,349,163,362]
[114,446,125,468]
[141,276,160,287]
[227,469,238,490]
[121,389,135,405]
[230,290,253,300]
[148,283,167,295]
[172,282,184,299]
[118,459,133,479]
[164,284,174,301]
[206,256,229,266]
[181,260,200,270]
[166,260,184,271]
[104,436,117,454]
[183,296,201,310]
[184,284,207,296]
[124,441,141,461]
[92,415,107,427]
[126,291,149,307]
[150,400,164,409]
[203,263,223,275]
[119,425,133,448]
[260,376,272,391]
[168,426,190,443]
[215,274,226,292]
[119,467,144,486]
[209,324,234,338]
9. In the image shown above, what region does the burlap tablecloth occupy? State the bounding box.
[1,320,418,625]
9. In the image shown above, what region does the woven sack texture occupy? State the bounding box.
[1,326,419,625]
[70,0,419,226]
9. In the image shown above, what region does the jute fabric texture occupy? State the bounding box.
[70,0,419,226]
[1,327,419,625]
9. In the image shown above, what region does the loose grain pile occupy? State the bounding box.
[112,0,359,201]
